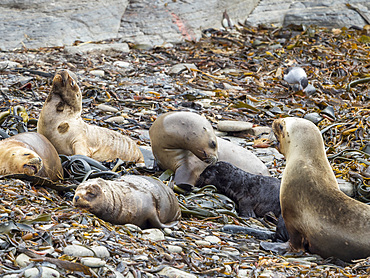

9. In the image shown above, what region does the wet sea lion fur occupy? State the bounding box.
[73,176,181,229]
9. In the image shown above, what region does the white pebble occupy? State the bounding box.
[97,104,119,113]
[63,245,94,257]
[166,245,183,253]
[217,120,253,132]
[204,235,221,244]
[113,61,131,68]
[24,266,60,278]
[91,246,110,258]
[16,253,31,268]
[80,257,106,268]
[90,70,105,77]
[158,266,197,278]
[140,228,165,241]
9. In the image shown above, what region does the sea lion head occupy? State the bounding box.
[8,148,43,176]
[272,117,325,159]
[73,180,105,214]
[50,69,82,111]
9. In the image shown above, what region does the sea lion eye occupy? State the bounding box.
[70,80,75,86]
[23,153,31,156]
[209,140,217,149]
[87,191,96,198]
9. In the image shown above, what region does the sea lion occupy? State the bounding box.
[196,161,288,242]
[73,175,181,229]
[272,117,370,262]
[149,111,270,187]
[37,69,144,164]
[0,132,63,181]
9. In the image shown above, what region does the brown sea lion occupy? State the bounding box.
[149,111,270,187]
[272,117,370,262]
[0,132,63,181]
[73,176,181,229]
[37,69,144,164]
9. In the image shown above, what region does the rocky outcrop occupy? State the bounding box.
[0,0,369,51]
[118,0,259,46]
[246,0,370,27]
[0,0,128,50]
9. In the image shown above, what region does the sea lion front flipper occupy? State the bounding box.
[72,141,90,157]
[237,199,257,218]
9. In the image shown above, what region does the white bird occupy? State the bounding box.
[284,67,308,90]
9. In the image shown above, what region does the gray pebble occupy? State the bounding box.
[105,116,128,124]
[168,63,197,76]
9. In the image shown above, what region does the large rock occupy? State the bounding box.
[118,0,259,45]
[1,0,370,51]
[246,0,370,27]
[0,0,128,50]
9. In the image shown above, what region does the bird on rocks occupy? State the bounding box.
[284,67,308,90]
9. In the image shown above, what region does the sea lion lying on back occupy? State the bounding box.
[149,111,270,187]
[73,176,181,229]
[272,117,370,262]
[37,69,144,164]
[196,161,288,241]
[0,132,63,181]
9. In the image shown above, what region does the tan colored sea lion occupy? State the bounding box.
[0,132,63,181]
[272,117,370,262]
[73,176,181,229]
[149,111,270,187]
[37,69,144,164]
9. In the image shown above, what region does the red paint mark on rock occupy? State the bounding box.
[170,12,196,41]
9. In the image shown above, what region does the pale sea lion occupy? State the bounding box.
[272,117,370,262]
[149,111,269,187]
[73,176,181,229]
[0,132,63,181]
[196,161,289,242]
[37,69,144,163]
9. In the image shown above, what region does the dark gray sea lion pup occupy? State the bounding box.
[272,117,370,262]
[73,176,181,229]
[149,111,270,187]
[196,161,288,241]
[0,132,63,181]
[38,69,144,164]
